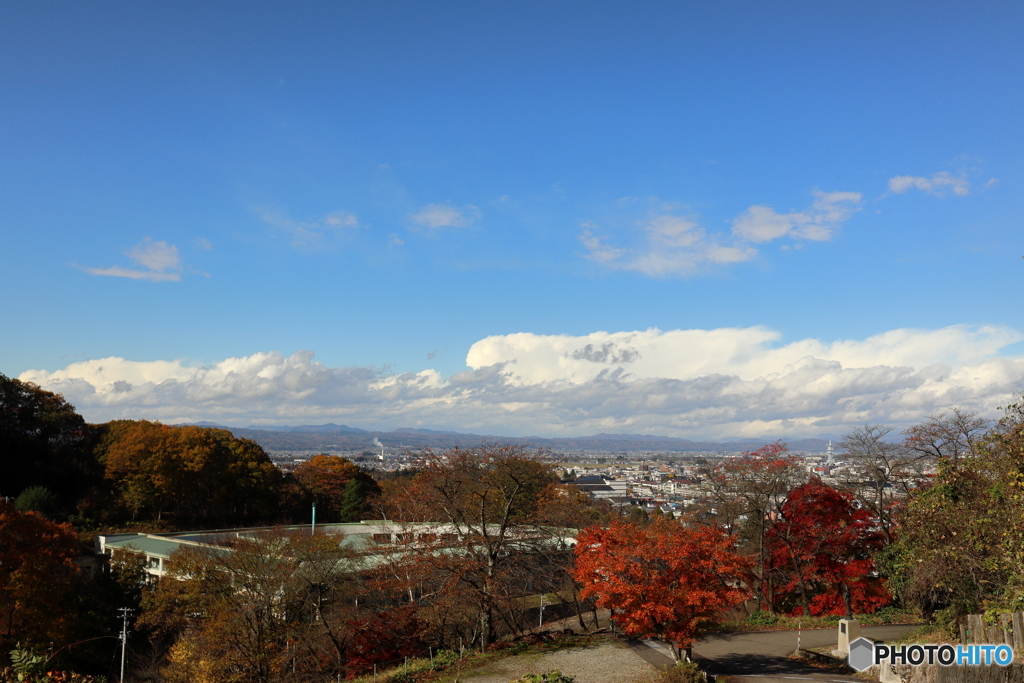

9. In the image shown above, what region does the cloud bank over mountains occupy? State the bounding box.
[20,325,1024,440]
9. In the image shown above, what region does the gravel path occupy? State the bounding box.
[455,637,660,683]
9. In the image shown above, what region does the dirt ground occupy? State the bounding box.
[452,636,660,683]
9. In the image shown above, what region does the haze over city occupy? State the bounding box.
[3,2,1023,439]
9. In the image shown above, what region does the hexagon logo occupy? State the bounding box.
[848,637,875,672]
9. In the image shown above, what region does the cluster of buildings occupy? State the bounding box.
[552,441,924,514]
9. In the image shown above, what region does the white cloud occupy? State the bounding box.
[83,239,183,282]
[579,190,859,277]
[731,191,862,243]
[126,241,179,271]
[578,224,625,263]
[410,204,480,230]
[21,324,1024,439]
[323,213,359,228]
[646,215,702,248]
[465,325,1021,385]
[579,214,753,277]
[887,172,970,197]
[260,210,360,248]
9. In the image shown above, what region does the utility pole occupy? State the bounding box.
[117,607,132,683]
[539,594,548,629]
[312,500,316,535]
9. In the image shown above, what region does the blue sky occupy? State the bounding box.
[3,1,1023,438]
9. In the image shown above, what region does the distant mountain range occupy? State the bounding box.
[181,422,835,454]
[244,423,369,434]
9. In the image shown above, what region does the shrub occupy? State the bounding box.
[659,661,706,683]
[509,671,575,683]
[746,610,778,626]
[431,649,459,670]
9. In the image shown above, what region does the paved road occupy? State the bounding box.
[538,609,920,681]
[723,673,874,683]
[693,624,920,678]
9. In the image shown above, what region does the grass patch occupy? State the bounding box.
[888,623,958,645]
[718,607,922,633]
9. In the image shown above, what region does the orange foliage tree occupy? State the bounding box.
[0,501,80,651]
[98,420,281,526]
[292,454,376,522]
[573,518,749,660]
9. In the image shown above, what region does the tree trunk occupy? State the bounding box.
[789,554,812,615]
[480,606,491,652]
[571,587,587,631]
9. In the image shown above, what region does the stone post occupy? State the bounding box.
[837,619,861,654]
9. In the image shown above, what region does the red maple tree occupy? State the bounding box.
[0,501,79,648]
[766,478,890,616]
[572,518,749,659]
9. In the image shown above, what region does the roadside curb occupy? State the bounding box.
[626,639,676,670]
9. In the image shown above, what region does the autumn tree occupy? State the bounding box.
[573,518,749,660]
[766,478,889,617]
[379,445,573,650]
[293,454,380,522]
[97,420,282,527]
[0,500,150,676]
[140,530,363,683]
[698,442,803,611]
[0,501,80,654]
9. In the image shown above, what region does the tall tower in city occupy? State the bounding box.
[824,440,838,467]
